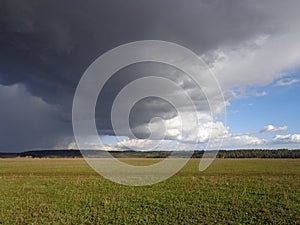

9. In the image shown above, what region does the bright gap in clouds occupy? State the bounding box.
[226,70,300,149]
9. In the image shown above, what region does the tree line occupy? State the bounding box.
[0,149,300,158]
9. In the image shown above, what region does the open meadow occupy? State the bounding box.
[0,158,299,224]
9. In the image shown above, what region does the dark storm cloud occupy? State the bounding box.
[0,0,297,150]
[0,0,273,99]
[0,84,70,151]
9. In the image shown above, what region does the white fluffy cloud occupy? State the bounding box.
[209,33,300,92]
[276,78,299,86]
[220,134,265,149]
[260,125,288,133]
[132,112,228,143]
[272,134,300,143]
[114,132,265,150]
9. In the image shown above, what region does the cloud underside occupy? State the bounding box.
[0,0,300,151]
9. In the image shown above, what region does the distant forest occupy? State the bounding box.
[0,149,300,158]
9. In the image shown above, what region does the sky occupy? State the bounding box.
[0,0,300,152]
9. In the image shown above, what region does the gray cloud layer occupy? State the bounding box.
[1,0,300,151]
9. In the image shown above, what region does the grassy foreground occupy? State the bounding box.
[0,158,299,224]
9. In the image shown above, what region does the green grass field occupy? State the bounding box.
[0,158,299,224]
